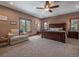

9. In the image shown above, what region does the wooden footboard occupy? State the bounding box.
[42,31,66,43]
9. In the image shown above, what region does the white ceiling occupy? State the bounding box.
[0,1,79,18]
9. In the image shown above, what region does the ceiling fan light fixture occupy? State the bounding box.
[44,8,49,11]
[10,2,14,5]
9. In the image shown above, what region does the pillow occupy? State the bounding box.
[10,29,19,36]
[56,28,63,31]
[49,28,56,31]
[49,28,63,31]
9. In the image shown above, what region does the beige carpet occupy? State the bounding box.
[0,35,79,57]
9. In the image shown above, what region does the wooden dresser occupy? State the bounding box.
[67,31,78,39]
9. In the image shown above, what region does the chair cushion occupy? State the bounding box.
[0,38,8,43]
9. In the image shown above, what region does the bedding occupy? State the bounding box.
[49,28,63,31]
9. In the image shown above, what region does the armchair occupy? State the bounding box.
[0,33,10,46]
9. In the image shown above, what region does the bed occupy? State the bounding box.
[42,23,66,43]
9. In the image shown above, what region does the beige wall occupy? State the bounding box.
[42,12,79,31]
[0,5,40,36]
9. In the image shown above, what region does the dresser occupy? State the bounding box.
[67,31,78,39]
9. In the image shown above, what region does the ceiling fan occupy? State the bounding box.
[36,1,59,13]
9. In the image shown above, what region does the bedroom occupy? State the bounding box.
[0,1,79,57]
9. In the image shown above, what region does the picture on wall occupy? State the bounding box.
[10,21,17,25]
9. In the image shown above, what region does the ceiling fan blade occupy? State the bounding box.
[50,5,59,8]
[49,10,53,12]
[36,7,44,9]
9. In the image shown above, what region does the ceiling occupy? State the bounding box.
[0,1,79,18]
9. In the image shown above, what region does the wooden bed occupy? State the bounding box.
[42,23,66,43]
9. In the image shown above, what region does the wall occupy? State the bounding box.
[42,12,79,31]
[0,5,40,36]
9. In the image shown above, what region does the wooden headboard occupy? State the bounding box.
[49,23,66,31]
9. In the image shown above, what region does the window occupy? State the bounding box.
[70,18,78,31]
[19,18,31,34]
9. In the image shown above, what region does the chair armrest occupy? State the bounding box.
[0,37,7,39]
[0,37,8,41]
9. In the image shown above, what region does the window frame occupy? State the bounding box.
[69,17,79,32]
[19,18,32,35]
